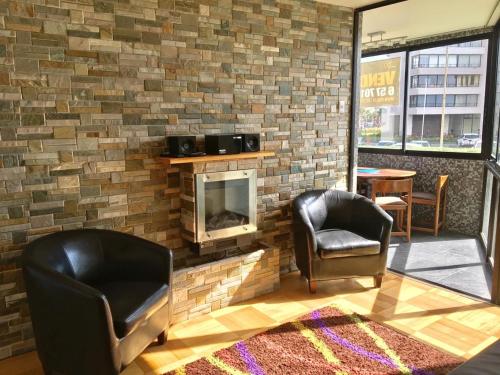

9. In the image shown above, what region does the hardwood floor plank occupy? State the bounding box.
[1,271,499,375]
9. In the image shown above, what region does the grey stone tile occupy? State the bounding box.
[387,232,492,300]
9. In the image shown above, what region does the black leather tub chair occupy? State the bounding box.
[293,189,393,293]
[23,229,173,375]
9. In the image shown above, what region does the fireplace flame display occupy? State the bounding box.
[206,211,249,232]
[195,170,257,242]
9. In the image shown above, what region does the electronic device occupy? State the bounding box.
[240,133,260,152]
[205,134,242,155]
[166,136,197,157]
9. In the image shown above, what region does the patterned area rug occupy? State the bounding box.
[167,304,463,375]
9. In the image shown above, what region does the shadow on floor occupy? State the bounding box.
[387,232,492,300]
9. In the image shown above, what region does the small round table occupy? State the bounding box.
[357,167,416,180]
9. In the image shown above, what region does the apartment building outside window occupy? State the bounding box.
[358,37,488,154]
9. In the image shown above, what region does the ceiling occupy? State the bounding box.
[316,0,381,7]
[361,0,500,45]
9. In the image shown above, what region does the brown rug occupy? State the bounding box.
[167,304,463,375]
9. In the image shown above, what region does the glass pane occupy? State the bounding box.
[429,55,439,68]
[470,55,481,68]
[458,55,469,67]
[448,54,457,67]
[359,52,405,149]
[204,178,249,231]
[406,39,488,153]
[455,95,467,107]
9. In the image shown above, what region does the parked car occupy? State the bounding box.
[377,140,395,147]
[474,140,482,148]
[408,140,431,147]
[457,133,480,147]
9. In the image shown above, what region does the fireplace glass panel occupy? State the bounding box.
[204,178,250,232]
[195,169,257,242]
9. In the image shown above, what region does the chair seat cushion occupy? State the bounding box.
[95,281,169,338]
[403,191,436,202]
[315,229,380,259]
[375,196,407,206]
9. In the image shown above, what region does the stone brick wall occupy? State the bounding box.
[0,0,353,359]
[359,153,483,236]
[172,244,280,324]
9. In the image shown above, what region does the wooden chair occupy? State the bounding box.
[403,175,449,236]
[371,178,413,242]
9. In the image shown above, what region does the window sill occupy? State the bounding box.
[358,147,487,160]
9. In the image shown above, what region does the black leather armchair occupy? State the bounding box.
[293,189,393,293]
[22,229,173,375]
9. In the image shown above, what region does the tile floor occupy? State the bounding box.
[388,232,492,300]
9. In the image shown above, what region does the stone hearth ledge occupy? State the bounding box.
[171,242,280,324]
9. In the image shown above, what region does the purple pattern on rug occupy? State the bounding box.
[311,310,433,375]
[236,341,265,375]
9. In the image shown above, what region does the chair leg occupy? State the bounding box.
[396,211,402,231]
[434,203,440,236]
[374,274,383,288]
[406,207,411,242]
[157,331,166,345]
[309,280,317,294]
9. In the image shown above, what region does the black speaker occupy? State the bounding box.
[205,134,242,155]
[167,136,197,156]
[240,133,260,152]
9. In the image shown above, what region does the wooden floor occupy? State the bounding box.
[3,272,500,375]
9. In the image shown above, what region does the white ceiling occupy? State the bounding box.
[361,0,500,44]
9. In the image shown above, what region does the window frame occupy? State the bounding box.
[493,24,500,160]
[359,32,495,160]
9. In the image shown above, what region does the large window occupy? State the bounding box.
[358,52,405,149]
[359,37,489,154]
[493,35,500,159]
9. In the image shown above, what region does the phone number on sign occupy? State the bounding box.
[361,86,395,98]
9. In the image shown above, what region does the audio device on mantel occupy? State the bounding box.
[166,136,198,157]
[240,133,260,152]
[205,134,242,155]
[166,134,261,157]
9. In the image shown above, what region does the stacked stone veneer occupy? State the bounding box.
[0,0,353,358]
[172,244,279,323]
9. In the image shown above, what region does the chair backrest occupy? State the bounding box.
[294,189,357,231]
[371,178,413,201]
[435,175,449,200]
[24,229,120,283]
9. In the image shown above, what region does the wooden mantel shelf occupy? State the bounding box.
[158,151,275,167]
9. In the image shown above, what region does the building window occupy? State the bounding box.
[412,54,482,68]
[359,37,488,154]
[410,74,480,88]
[452,41,483,47]
[409,94,479,108]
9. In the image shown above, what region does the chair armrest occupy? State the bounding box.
[352,195,393,251]
[293,201,318,275]
[23,262,121,374]
[107,233,173,286]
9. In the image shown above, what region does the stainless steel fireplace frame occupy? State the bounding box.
[195,169,257,243]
